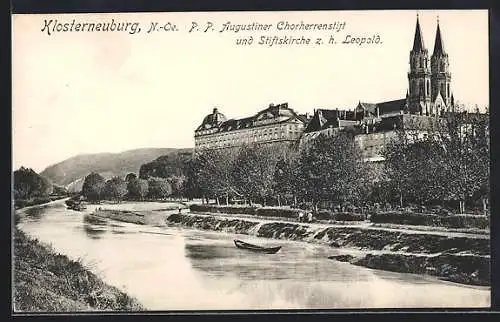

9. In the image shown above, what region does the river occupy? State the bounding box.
[15,201,490,310]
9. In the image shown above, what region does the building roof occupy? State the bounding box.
[377,99,407,114]
[255,103,296,120]
[196,102,307,134]
[355,98,406,117]
[304,109,357,133]
[197,108,227,130]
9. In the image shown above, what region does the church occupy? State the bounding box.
[407,15,454,116]
[351,14,455,120]
[194,15,457,154]
[301,15,457,160]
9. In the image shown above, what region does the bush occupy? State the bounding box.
[441,214,490,229]
[370,212,489,229]
[189,204,257,215]
[256,207,302,219]
[315,210,365,221]
[334,212,366,221]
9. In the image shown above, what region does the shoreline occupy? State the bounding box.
[13,201,145,312]
[87,205,489,287]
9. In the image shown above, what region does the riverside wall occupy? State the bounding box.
[90,209,490,286]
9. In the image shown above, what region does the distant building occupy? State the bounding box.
[300,109,358,147]
[194,103,308,150]
[408,15,454,116]
[193,16,482,163]
[299,15,459,162]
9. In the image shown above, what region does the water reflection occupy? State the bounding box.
[23,206,46,220]
[83,214,108,226]
[83,224,107,239]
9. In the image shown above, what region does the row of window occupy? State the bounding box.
[195,133,300,148]
[196,124,302,143]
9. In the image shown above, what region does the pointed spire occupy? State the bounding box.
[433,17,446,55]
[412,14,426,52]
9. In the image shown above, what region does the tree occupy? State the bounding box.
[13,167,53,199]
[147,177,172,200]
[194,148,239,205]
[127,178,149,200]
[383,112,490,213]
[81,172,106,203]
[103,176,128,202]
[297,132,365,210]
[139,152,191,179]
[232,144,282,206]
[125,173,137,182]
[169,175,186,200]
[438,111,490,213]
[273,152,300,206]
[184,157,203,201]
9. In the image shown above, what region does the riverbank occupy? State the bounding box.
[87,204,490,287]
[166,213,490,286]
[13,203,145,312]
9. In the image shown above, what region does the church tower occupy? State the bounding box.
[431,18,452,114]
[408,15,432,115]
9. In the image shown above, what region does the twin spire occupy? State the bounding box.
[411,14,446,55]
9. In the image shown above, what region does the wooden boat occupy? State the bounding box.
[233,239,281,254]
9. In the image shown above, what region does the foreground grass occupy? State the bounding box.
[13,227,144,312]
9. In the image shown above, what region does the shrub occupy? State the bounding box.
[256,207,301,219]
[334,212,366,221]
[370,212,489,229]
[189,204,257,215]
[315,210,365,221]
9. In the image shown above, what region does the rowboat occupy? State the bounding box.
[233,239,281,254]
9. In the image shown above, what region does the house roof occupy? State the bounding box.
[356,98,406,117]
[196,103,307,134]
[377,99,407,114]
[304,109,358,133]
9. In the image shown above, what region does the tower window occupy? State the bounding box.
[426,80,430,95]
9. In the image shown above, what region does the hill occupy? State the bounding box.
[40,148,192,188]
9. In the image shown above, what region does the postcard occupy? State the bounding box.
[12,10,490,312]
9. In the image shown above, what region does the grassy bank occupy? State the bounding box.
[13,228,144,312]
[13,202,145,312]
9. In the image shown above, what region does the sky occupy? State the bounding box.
[12,10,489,172]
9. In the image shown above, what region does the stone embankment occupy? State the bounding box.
[89,206,490,287]
[166,213,490,286]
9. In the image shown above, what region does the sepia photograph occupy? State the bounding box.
[12,9,490,312]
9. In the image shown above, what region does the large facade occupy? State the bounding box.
[194,16,459,159]
[194,103,308,150]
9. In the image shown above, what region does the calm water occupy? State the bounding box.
[15,201,490,310]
